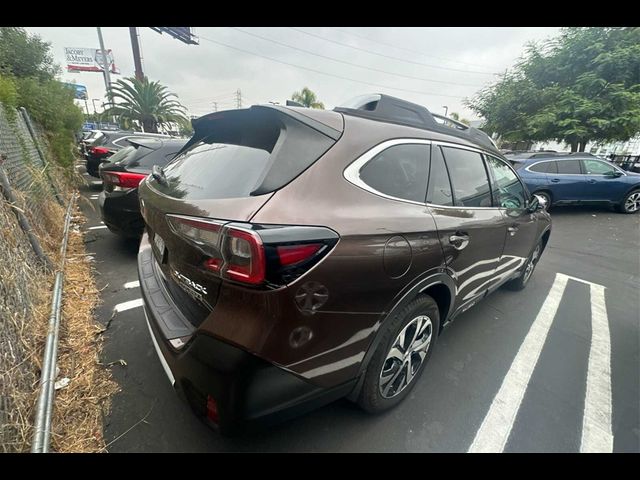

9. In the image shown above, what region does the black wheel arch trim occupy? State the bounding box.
[347,271,454,401]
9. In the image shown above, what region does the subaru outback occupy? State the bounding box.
[137,94,551,434]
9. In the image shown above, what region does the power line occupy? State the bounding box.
[197,34,471,100]
[288,27,498,76]
[228,27,488,88]
[329,27,501,72]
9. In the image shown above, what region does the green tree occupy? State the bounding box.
[103,77,189,133]
[0,27,58,80]
[291,87,325,109]
[467,27,640,152]
[0,28,82,167]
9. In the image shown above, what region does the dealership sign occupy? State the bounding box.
[64,47,120,74]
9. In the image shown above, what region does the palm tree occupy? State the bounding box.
[291,87,325,109]
[103,77,188,133]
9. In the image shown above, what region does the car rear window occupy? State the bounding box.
[149,106,338,200]
[159,143,271,200]
[127,146,182,170]
[108,145,138,164]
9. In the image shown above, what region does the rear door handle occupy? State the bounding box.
[551,178,560,183]
[449,233,470,250]
[588,179,597,184]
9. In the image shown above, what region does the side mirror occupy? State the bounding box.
[529,194,546,212]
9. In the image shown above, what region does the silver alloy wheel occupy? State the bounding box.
[535,192,550,211]
[523,243,541,284]
[624,192,640,212]
[379,315,433,399]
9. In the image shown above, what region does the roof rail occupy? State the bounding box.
[333,94,498,152]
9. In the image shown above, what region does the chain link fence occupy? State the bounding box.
[0,102,73,451]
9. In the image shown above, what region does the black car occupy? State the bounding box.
[86,131,171,177]
[98,137,187,237]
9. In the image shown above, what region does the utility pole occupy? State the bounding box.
[129,27,145,81]
[212,102,218,112]
[442,105,449,117]
[236,89,242,109]
[92,99,100,115]
[96,27,112,101]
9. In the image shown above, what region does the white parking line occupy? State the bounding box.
[580,283,613,452]
[468,273,568,452]
[87,225,108,230]
[124,280,140,289]
[113,298,144,314]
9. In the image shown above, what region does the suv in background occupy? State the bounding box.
[137,94,551,434]
[98,137,187,237]
[85,130,172,177]
[514,154,640,213]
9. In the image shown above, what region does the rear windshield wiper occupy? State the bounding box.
[152,165,168,186]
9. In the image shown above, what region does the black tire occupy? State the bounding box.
[357,295,440,413]
[504,240,543,291]
[617,189,640,214]
[533,191,552,212]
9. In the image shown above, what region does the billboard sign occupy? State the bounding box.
[63,83,88,100]
[64,47,120,74]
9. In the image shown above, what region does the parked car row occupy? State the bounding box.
[80,129,173,177]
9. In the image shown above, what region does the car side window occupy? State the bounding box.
[486,156,527,210]
[359,144,430,203]
[582,159,617,175]
[556,160,581,174]
[426,146,453,206]
[529,161,550,173]
[440,147,493,207]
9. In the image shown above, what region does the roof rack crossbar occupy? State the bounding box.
[333,94,498,153]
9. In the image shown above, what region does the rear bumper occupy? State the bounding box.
[137,234,355,434]
[99,190,144,237]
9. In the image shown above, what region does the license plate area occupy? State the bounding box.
[153,232,166,263]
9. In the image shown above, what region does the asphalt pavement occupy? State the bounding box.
[76,167,640,453]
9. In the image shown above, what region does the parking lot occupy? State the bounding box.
[78,169,639,453]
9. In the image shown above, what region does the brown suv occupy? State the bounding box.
[137,94,551,434]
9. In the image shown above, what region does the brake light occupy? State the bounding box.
[223,228,265,285]
[90,146,110,155]
[277,244,322,266]
[165,214,339,287]
[101,171,147,189]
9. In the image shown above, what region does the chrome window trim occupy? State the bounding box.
[342,138,432,206]
[524,158,627,176]
[343,138,502,209]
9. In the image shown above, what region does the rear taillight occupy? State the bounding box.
[223,228,265,285]
[101,171,147,189]
[166,214,338,287]
[276,244,322,266]
[89,146,110,155]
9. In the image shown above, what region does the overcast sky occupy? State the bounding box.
[25,27,561,120]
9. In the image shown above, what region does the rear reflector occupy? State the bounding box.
[101,171,147,189]
[277,244,322,266]
[206,395,219,424]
